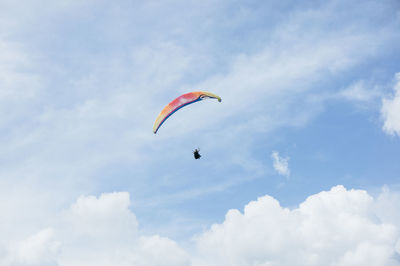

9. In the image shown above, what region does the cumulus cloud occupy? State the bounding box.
[271,151,290,177]
[193,186,400,266]
[2,186,399,266]
[58,192,189,266]
[3,228,60,266]
[382,73,400,136]
[63,192,138,240]
[1,192,189,266]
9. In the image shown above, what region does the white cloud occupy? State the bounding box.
[58,192,189,266]
[375,186,400,228]
[0,1,399,264]
[0,39,43,128]
[1,192,189,266]
[338,80,381,102]
[271,151,290,177]
[3,186,400,266]
[193,185,400,266]
[382,73,400,136]
[63,192,138,240]
[3,228,60,266]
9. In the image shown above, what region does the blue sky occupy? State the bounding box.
[1,0,400,265]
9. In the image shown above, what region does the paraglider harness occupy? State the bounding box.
[193,148,201,159]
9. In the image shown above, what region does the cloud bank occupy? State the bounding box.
[2,186,399,266]
[193,185,400,266]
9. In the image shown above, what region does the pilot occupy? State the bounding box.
[193,148,201,159]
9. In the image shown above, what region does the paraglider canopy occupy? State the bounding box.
[153,91,221,134]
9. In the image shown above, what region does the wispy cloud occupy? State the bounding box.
[0,0,399,261]
[381,73,400,136]
[338,80,382,102]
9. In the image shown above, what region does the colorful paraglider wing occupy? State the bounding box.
[153,91,221,134]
